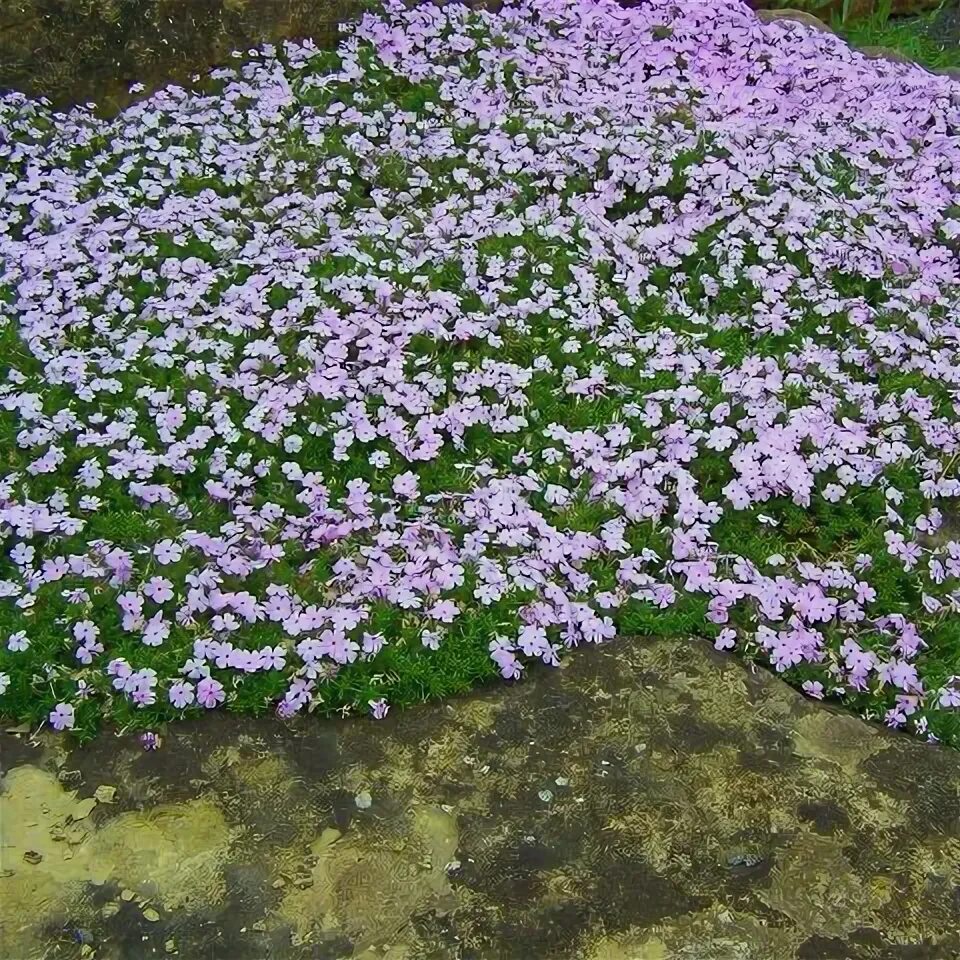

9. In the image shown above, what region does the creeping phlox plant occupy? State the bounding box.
[2,0,960,742]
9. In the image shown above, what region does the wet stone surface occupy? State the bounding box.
[0,0,358,113]
[3,636,960,959]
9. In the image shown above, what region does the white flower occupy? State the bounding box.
[543,484,570,506]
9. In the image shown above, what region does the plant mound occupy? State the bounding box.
[2,0,960,741]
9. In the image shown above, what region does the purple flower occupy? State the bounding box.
[259,645,286,671]
[392,472,419,499]
[168,680,195,709]
[938,687,960,709]
[196,677,226,709]
[10,543,34,567]
[73,620,99,645]
[713,629,736,652]
[368,698,389,720]
[362,632,385,656]
[143,577,174,604]
[276,698,297,719]
[154,540,183,565]
[130,686,157,708]
[49,703,75,731]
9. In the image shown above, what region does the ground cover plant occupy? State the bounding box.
[2,0,960,743]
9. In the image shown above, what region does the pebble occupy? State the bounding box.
[355,790,373,810]
[66,825,88,845]
[72,798,98,821]
[94,785,117,804]
[726,851,765,869]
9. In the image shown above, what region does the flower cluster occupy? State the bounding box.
[1,0,960,742]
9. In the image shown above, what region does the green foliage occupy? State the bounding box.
[834,1,960,71]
